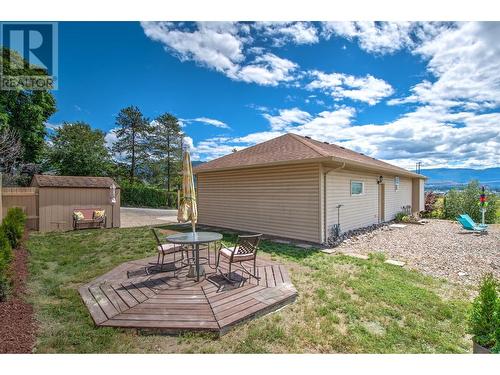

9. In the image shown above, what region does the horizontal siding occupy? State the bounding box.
[197,164,321,243]
[384,176,412,220]
[326,170,379,232]
[326,170,413,233]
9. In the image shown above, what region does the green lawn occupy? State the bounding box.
[27,225,472,353]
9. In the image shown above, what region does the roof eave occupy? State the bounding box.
[193,156,331,174]
[328,157,426,179]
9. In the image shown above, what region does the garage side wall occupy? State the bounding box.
[326,170,413,235]
[325,169,379,233]
[384,176,412,220]
[197,164,321,243]
[39,187,121,232]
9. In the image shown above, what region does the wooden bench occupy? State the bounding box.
[73,208,106,230]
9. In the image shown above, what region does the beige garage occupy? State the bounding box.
[193,133,425,244]
[31,175,121,232]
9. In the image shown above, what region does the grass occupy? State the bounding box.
[27,225,472,353]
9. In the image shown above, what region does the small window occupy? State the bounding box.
[351,181,364,196]
[394,177,400,191]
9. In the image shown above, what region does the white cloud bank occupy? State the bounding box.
[142,21,499,169]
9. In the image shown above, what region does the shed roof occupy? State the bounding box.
[193,133,424,178]
[32,175,120,188]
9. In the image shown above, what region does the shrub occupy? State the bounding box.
[443,180,498,224]
[1,207,27,248]
[0,227,13,301]
[121,182,178,208]
[394,211,406,222]
[469,273,498,349]
[421,191,438,218]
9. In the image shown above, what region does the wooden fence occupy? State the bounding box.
[1,187,39,230]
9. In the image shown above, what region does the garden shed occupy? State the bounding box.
[30,175,121,232]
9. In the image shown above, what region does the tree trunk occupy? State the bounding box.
[166,132,171,192]
[130,128,136,184]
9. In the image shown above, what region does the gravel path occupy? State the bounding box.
[335,219,500,285]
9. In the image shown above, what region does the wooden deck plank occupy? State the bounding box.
[210,286,265,309]
[104,319,219,330]
[111,284,138,309]
[79,286,108,325]
[88,285,120,319]
[121,282,147,303]
[215,298,262,320]
[273,265,284,285]
[100,284,129,312]
[80,253,296,335]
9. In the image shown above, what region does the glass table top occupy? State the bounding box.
[166,231,223,244]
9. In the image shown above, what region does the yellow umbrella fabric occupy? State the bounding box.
[177,151,198,232]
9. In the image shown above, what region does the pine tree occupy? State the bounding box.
[112,106,150,183]
[148,113,183,191]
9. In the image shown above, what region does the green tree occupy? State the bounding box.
[0,48,56,163]
[444,180,498,224]
[48,122,111,176]
[148,113,183,191]
[112,106,150,183]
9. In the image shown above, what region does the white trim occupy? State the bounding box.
[350,180,364,196]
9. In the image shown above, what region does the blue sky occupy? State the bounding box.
[46,21,500,169]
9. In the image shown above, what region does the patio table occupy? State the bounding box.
[166,231,222,282]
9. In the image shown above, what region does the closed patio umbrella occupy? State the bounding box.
[177,150,198,233]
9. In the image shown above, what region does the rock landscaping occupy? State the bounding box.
[334,219,500,285]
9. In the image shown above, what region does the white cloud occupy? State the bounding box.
[141,22,245,76]
[187,117,230,129]
[190,104,500,169]
[235,53,298,86]
[389,22,500,110]
[307,71,394,105]
[322,21,415,54]
[141,22,298,86]
[255,22,319,46]
[263,108,312,130]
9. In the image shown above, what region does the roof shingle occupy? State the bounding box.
[32,175,119,188]
[193,133,423,178]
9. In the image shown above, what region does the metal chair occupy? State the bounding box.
[148,228,188,274]
[216,234,263,282]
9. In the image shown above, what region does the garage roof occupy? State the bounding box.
[193,133,425,178]
[31,175,120,188]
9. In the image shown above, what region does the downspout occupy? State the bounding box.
[323,162,345,244]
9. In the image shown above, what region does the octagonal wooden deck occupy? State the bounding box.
[79,251,297,335]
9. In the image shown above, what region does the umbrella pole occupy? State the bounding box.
[192,221,196,233]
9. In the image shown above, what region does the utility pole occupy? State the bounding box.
[415,161,422,174]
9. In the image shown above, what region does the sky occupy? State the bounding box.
[46,21,500,170]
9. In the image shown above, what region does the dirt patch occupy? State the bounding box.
[0,235,36,353]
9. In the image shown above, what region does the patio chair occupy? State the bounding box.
[216,234,263,282]
[459,214,488,229]
[456,217,488,233]
[149,228,188,274]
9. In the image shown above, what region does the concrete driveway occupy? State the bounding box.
[120,207,178,228]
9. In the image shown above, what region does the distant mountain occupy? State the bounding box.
[421,167,500,190]
[191,161,204,167]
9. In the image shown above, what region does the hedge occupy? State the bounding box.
[0,207,26,301]
[121,184,178,208]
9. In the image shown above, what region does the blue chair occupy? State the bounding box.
[459,214,488,229]
[457,217,487,233]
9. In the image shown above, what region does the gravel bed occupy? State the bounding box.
[335,219,500,285]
